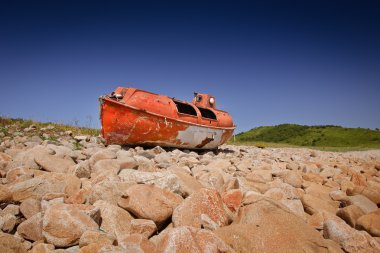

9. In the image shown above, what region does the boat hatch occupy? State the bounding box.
[174,101,197,116]
[197,107,217,120]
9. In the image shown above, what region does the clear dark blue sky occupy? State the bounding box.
[1,0,379,132]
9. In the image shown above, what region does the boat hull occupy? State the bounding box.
[100,98,234,149]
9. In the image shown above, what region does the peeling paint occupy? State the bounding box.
[176,125,224,149]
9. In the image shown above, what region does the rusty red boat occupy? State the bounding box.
[99,87,235,149]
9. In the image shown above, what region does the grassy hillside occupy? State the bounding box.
[233,124,380,150]
[0,117,100,138]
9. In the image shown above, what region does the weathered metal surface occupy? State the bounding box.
[193,92,216,109]
[100,87,235,149]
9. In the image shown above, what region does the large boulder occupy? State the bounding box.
[355,210,380,237]
[172,188,229,229]
[5,166,34,184]
[171,171,203,197]
[342,195,378,214]
[1,214,17,233]
[264,183,303,200]
[215,197,342,253]
[130,219,157,238]
[0,152,12,162]
[46,144,75,158]
[118,184,183,227]
[91,159,120,175]
[17,212,43,242]
[42,203,99,247]
[154,152,172,166]
[118,234,156,252]
[72,160,91,179]
[19,198,41,219]
[303,173,324,184]
[304,183,336,201]
[2,204,20,216]
[119,169,182,194]
[79,230,115,248]
[155,226,234,253]
[133,155,154,171]
[276,171,303,188]
[245,170,272,183]
[336,205,365,227]
[198,171,225,192]
[89,149,116,165]
[0,185,12,202]
[264,184,305,219]
[348,181,380,204]
[29,243,54,253]
[118,157,138,170]
[93,200,133,242]
[301,194,337,215]
[6,145,54,171]
[88,179,133,205]
[96,245,129,252]
[9,172,81,201]
[0,232,27,253]
[350,172,367,187]
[34,153,75,173]
[78,243,105,253]
[323,215,380,253]
[204,159,231,172]
[222,189,243,213]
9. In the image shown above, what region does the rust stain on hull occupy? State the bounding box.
[195,137,214,149]
[100,87,235,149]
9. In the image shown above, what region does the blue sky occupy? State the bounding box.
[1,0,379,133]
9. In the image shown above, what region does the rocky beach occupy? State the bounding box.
[1,123,380,252]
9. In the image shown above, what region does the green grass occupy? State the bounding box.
[230,124,380,151]
[0,116,100,138]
